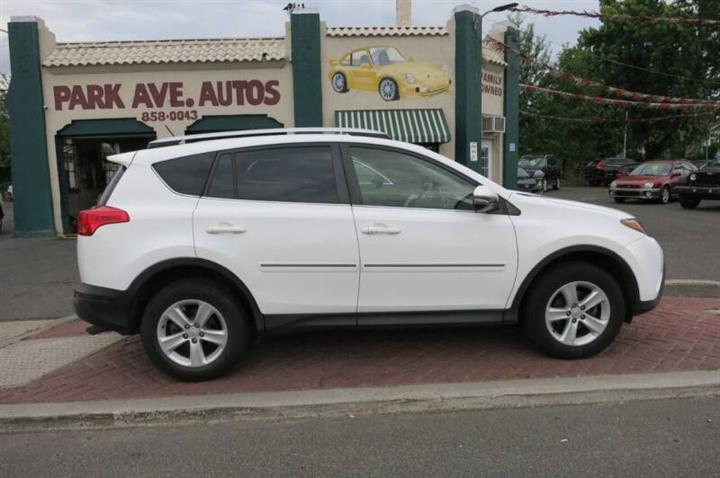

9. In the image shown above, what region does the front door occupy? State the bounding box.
[193,144,360,318]
[345,145,518,314]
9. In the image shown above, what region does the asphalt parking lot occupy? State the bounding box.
[0,187,717,322]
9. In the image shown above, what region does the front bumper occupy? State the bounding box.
[609,187,660,200]
[74,283,133,334]
[676,185,720,199]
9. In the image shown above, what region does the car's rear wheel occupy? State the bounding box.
[522,262,625,358]
[331,72,348,93]
[679,197,701,209]
[379,78,399,101]
[659,185,671,204]
[140,279,249,381]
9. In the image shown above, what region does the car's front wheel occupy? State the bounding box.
[522,262,625,358]
[140,279,249,381]
[659,185,671,204]
[378,78,399,101]
[679,197,701,209]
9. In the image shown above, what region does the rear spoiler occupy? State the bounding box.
[106,151,137,167]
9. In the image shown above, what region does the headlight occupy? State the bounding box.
[643,182,654,188]
[405,73,416,84]
[610,181,617,188]
[689,173,696,182]
[534,170,544,178]
[621,218,647,235]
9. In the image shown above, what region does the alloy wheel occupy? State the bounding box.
[661,187,670,204]
[332,73,346,93]
[156,299,228,368]
[544,281,610,347]
[379,78,398,101]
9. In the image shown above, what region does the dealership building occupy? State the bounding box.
[7,2,520,237]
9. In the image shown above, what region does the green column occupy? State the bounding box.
[502,27,520,189]
[454,6,482,170]
[290,10,323,127]
[7,18,54,237]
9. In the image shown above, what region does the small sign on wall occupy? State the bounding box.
[470,141,478,162]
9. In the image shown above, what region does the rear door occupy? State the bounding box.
[193,144,360,320]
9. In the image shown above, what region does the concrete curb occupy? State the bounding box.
[1,370,718,431]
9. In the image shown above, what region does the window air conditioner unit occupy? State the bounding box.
[482,116,506,134]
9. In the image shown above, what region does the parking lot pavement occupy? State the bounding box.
[0,295,717,404]
[545,186,720,282]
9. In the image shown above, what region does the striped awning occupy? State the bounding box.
[335,109,451,144]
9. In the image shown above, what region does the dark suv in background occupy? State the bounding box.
[518,155,561,192]
[584,157,640,186]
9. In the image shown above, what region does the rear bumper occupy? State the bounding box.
[676,186,720,199]
[74,283,133,334]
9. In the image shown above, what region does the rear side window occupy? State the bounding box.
[207,154,235,199]
[206,146,338,204]
[97,166,125,206]
[153,153,214,196]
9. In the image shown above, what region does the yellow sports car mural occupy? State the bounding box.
[328,46,451,101]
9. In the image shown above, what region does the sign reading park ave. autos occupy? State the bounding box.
[52,80,281,122]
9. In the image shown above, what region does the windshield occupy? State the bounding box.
[519,157,545,169]
[702,160,720,169]
[370,47,406,66]
[630,163,671,176]
[517,167,530,178]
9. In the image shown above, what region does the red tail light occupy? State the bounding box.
[596,160,605,170]
[77,206,129,236]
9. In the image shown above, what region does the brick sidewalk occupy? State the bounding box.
[0,295,718,404]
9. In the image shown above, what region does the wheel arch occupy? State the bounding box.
[506,245,640,324]
[126,258,264,335]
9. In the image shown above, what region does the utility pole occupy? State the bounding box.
[623,110,629,159]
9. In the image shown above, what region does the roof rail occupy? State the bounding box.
[147,127,389,148]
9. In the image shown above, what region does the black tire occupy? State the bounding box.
[521,261,625,359]
[679,197,700,209]
[378,78,399,101]
[613,197,626,204]
[331,72,348,93]
[140,279,249,381]
[658,185,671,204]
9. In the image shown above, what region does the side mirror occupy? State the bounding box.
[473,185,499,213]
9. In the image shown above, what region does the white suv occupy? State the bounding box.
[75,128,664,381]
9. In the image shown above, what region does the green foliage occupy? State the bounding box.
[0,91,9,183]
[511,0,719,176]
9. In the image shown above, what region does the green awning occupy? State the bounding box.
[335,109,451,144]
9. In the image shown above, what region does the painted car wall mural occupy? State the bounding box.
[328,46,451,101]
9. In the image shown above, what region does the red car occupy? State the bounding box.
[608,159,697,204]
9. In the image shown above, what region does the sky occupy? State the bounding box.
[0,0,601,75]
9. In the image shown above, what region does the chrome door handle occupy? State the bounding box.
[205,224,246,235]
[361,225,402,235]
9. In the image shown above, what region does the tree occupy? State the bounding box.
[0,90,9,183]
[574,0,719,158]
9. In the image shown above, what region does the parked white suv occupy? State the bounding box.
[75,128,664,381]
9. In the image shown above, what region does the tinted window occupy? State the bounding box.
[153,153,214,196]
[350,147,475,210]
[207,154,235,199]
[234,146,337,203]
[97,166,125,205]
